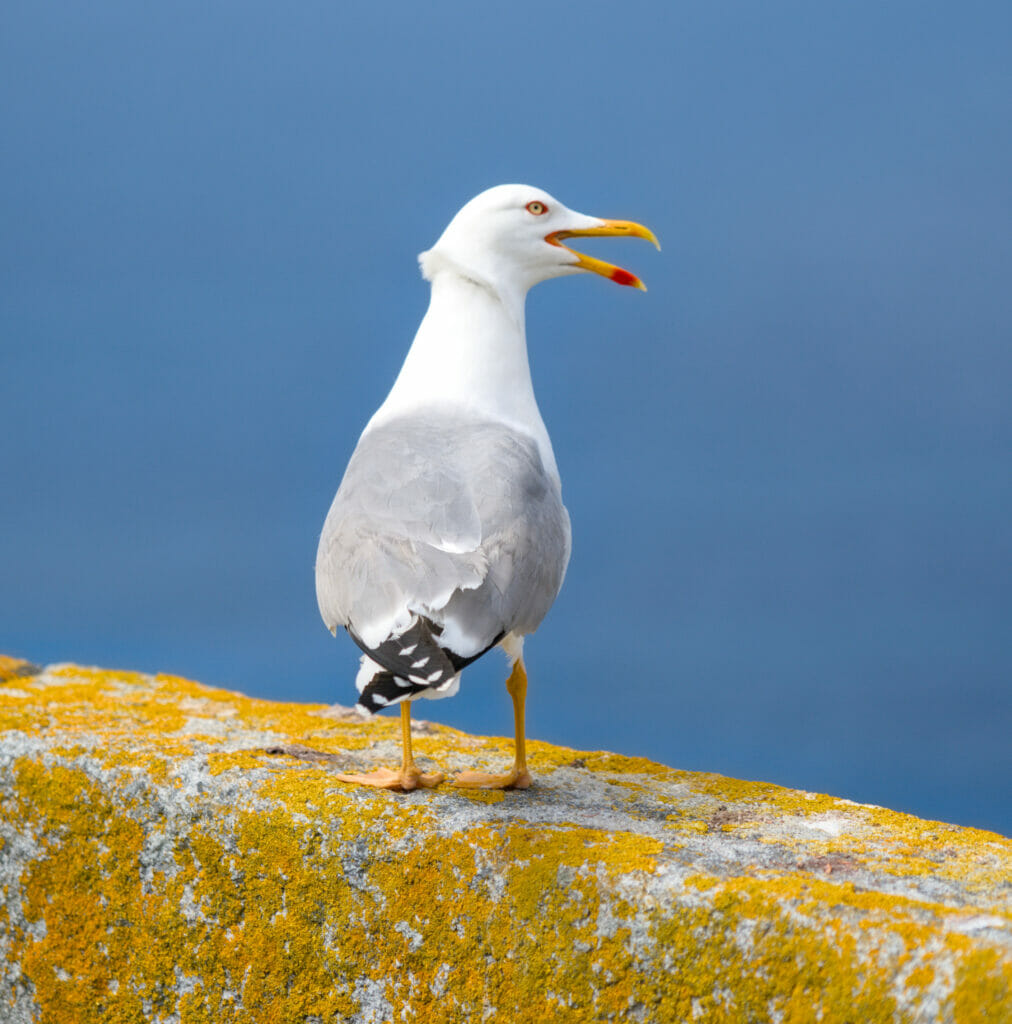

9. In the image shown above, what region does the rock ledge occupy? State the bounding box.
[0,656,1009,1023]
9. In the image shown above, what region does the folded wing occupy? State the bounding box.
[315,412,571,666]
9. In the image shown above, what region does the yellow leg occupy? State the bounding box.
[453,658,533,790]
[336,702,446,792]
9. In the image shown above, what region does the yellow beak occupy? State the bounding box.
[545,219,660,291]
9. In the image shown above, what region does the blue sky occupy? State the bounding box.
[2,1,1010,833]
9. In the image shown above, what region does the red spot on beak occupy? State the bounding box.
[610,268,638,288]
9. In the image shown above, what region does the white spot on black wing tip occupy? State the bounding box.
[356,694,383,715]
[411,657,430,668]
[426,669,444,683]
[399,644,417,656]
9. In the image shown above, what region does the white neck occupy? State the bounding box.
[366,271,560,481]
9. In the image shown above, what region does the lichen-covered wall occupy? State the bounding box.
[0,655,1009,1023]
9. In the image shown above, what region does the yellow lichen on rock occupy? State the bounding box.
[0,658,1009,1023]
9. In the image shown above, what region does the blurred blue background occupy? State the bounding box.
[2,2,1009,834]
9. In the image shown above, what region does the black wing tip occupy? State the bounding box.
[357,668,427,715]
[347,618,505,708]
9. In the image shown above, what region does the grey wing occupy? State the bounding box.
[314,413,571,657]
[436,425,571,655]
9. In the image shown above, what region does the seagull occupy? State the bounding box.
[315,184,658,791]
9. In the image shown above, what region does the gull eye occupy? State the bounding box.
[525,200,548,216]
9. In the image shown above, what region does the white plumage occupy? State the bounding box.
[315,184,657,790]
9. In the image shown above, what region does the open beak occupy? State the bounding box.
[545,219,660,291]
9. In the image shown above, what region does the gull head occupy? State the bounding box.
[419,184,659,296]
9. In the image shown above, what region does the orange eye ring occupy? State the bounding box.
[525,200,548,216]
